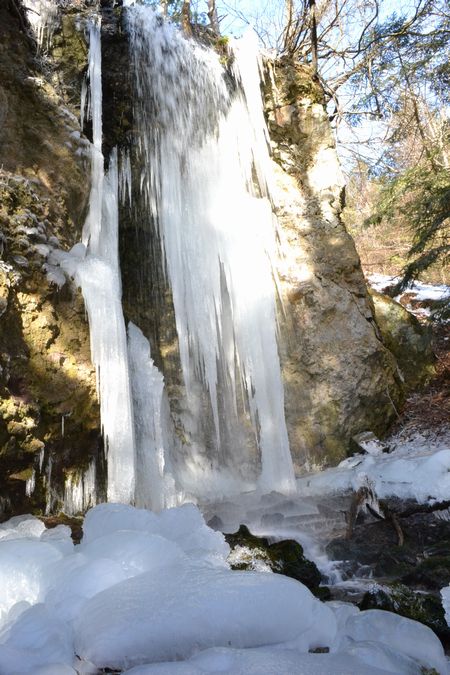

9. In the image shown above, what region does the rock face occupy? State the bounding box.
[264,60,404,469]
[0,1,102,516]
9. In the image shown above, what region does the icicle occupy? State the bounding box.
[80,77,88,132]
[119,150,132,206]
[230,31,273,197]
[82,19,104,251]
[25,470,35,498]
[23,0,59,50]
[45,456,52,516]
[63,460,97,515]
[75,21,135,504]
[128,323,178,511]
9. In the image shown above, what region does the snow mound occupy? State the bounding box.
[123,646,395,674]
[74,564,336,668]
[0,503,447,674]
[297,434,450,504]
[441,585,450,627]
[336,609,448,674]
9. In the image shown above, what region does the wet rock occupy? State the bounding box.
[326,527,417,580]
[225,524,323,594]
[327,507,450,615]
[350,431,390,456]
[402,556,450,592]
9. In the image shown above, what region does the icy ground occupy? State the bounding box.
[296,429,450,504]
[0,501,449,674]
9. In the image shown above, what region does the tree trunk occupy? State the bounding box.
[207,0,219,33]
[161,0,168,17]
[181,0,192,37]
[283,0,294,53]
[309,0,318,78]
[397,48,438,174]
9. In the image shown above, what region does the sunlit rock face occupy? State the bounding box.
[0,1,102,516]
[264,60,402,469]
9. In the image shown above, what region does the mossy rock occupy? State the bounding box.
[360,583,450,645]
[402,556,450,591]
[370,289,435,391]
[225,525,323,594]
[51,14,89,104]
[271,59,325,107]
[40,513,84,543]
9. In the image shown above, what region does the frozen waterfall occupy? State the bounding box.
[61,6,296,509]
[125,6,296,495]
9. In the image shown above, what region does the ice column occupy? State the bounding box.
[76,21,135,503]
[128,323,178,511]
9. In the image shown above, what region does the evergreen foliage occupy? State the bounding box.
[346,1,450,308]
[368,164,450,316]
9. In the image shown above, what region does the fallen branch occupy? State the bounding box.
[389,499,450,519]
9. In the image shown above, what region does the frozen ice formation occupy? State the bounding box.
[0,504,447,674]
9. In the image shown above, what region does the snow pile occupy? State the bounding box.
[368,274,450,302]
[334,608,448,674]
[441,585,450,628]
[297,433,450,504]
[0,504,448,674]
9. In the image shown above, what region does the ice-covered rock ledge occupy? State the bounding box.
[297,431,450,505]
[0,502,448,674]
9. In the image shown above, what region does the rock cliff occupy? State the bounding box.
[0,0,102,516]
[264,60,404,469]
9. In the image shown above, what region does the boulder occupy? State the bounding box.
[264,59,403,468]
[369,289,435,390]
[225,524,325,597]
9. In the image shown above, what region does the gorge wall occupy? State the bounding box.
[0,0,103,515]
[0,0,423,515]
[265,61,403,470]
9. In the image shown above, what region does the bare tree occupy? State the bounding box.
[309,0,318,77]
[208,0,219,33]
